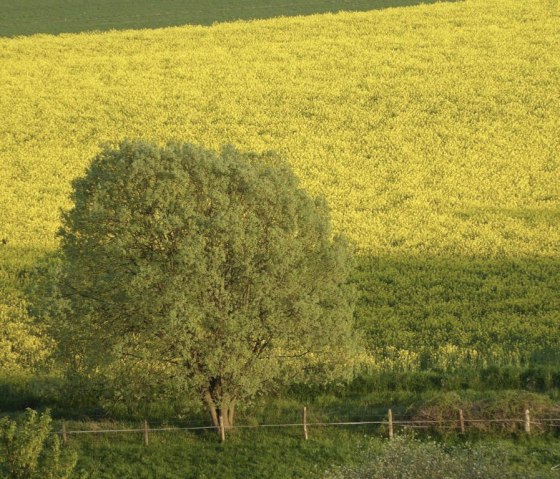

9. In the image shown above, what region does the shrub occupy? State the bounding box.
[324,436,537,479]
[0,409,77,479]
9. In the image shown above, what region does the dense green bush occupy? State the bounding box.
[324,436,539,479]
[0,409,77,479]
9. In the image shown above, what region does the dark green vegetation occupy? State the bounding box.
[53,429,560,478]
[2,366,560,422]
[325,435,560,479]
[356,256,560,369]
[3,388,560,478]
[0,0,451,37]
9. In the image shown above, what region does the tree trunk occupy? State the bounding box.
[204,390,219,428]
[218,400,235,429]
[203,390,236,430]
[227,400,235,428]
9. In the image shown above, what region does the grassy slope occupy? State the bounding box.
[74,429,364,479]
[67,429,560,478]
[0,0,446,37]
[0,0,559,370]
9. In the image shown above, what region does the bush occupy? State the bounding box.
[411,390,559,435]
[0,409,77,479]
[324,436,537,479]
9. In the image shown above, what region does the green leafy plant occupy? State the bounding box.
[0,409,77,479]
[325,435,539,479]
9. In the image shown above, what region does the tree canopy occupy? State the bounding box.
[47,140,357,426]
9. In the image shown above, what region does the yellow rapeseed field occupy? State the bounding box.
[0,0,559,370]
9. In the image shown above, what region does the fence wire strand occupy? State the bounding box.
[55,417,560,436]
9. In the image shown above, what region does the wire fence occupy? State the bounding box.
[56,407,560,444]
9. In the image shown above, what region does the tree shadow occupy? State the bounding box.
[353,254,560,370]
[3,243,559,376]
[0,0,461,37]
[2,244,559,413]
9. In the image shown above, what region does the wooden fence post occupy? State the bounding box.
[459,409,465,434]
[143,420,149,446]
[219,412,225,442]
[524,409,531,434]
[61,421,68,444]
[388,409,394,440]
[303,406,309,440]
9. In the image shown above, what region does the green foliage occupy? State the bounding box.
[355,256,560,371]
[65,428,560,479]
[0,409,77,479]
[411,390,559,435]
[43,140,356,425]
[325,436,541,479]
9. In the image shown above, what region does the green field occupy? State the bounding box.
[70,429,560,478]
[0,0,447,37]
[4,382,560,477]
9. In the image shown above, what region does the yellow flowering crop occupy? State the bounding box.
[0,0,558,370]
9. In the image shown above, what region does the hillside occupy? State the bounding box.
[0,0,559,371]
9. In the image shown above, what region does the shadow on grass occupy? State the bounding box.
[2,245,558,417]
[0,0,461,37]
[354,255,560,369]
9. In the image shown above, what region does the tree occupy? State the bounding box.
[47,140,357,427]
